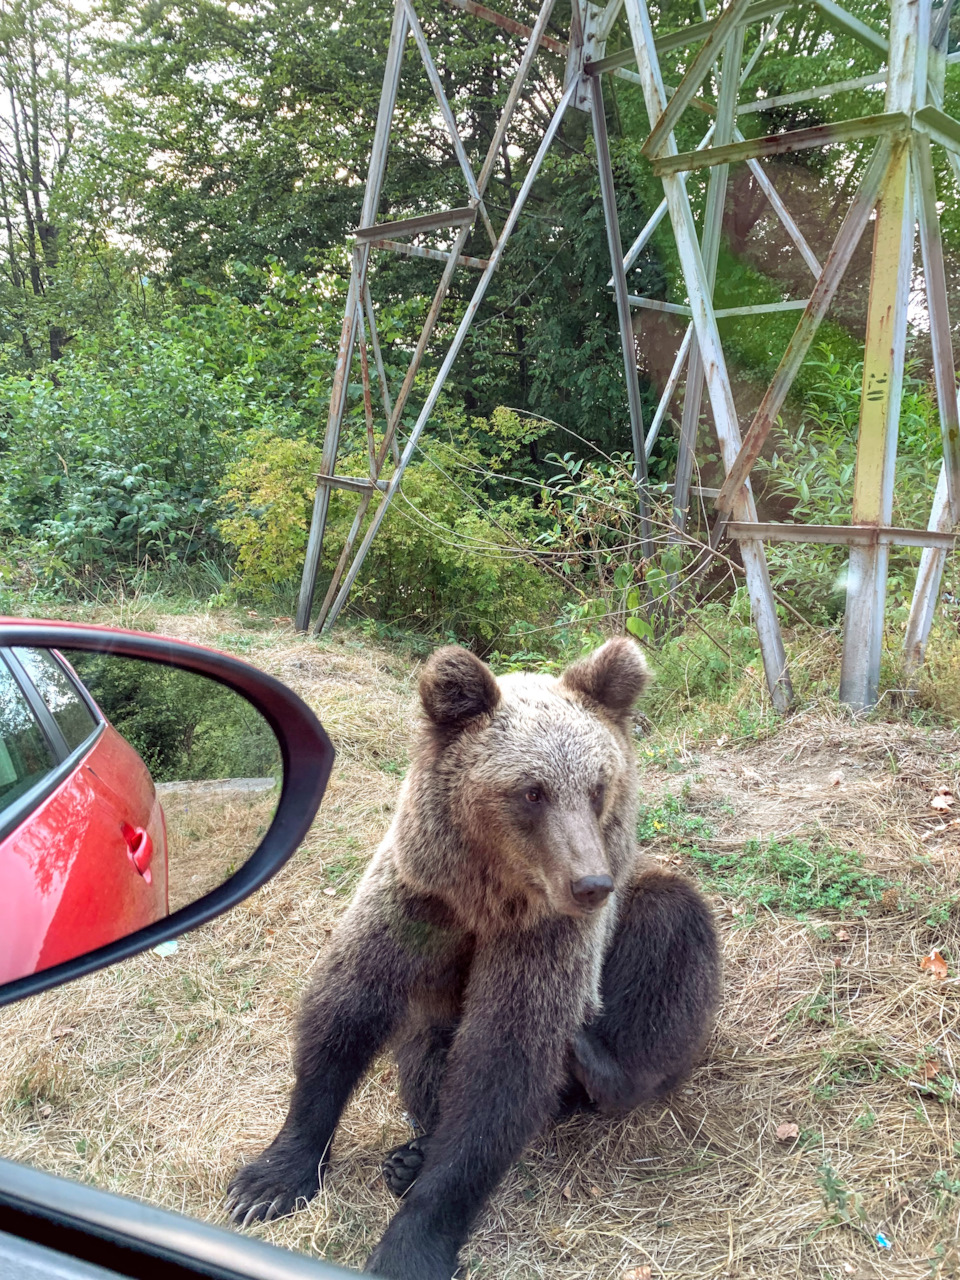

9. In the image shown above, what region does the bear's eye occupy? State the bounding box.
[524,787,543,805]
[591,784,606,810]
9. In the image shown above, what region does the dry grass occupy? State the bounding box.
[1,610,959,1280]
[161,784,280,912]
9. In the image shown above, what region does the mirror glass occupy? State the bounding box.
[0,646,282,984]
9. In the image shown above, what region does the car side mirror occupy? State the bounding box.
[0,620,334,1006]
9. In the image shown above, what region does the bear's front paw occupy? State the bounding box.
[225,1140,323,1227]
[382,1135,432,1197]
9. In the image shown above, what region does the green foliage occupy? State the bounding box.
[218,431,322,592]
[687,836,891,919]
[63,652,280,783]
[758,350,942,622]
[0,318,291,580]
[816,1162,868,1234]
[637,790,712,844]
[218,415,564,649]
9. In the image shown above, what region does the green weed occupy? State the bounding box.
[637,792,712,844]
[687,836,890,919]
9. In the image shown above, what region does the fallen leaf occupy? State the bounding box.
[589,1185,602,1198]
[50,1025,76,1039]
[561,1182,573,1201]
[834,928,851,942]
[39,1104,52,1119]
[775,1122,800,1142]
[716,734,728,747]
[923,1059,940,1080]
[742,767,763,783]
[323,887,337,897]
[920,949,949,979]
[622,1269,652,1280]
[828,769,844,787]
[931,791,954,811]
[921,818,960,841]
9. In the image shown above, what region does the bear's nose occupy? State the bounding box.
[570,875,614,910]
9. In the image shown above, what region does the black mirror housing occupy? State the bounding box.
[0,620,334,1007]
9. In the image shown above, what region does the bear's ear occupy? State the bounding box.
[559,637,648,718]
[420,646,501,729]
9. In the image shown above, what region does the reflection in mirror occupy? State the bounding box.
[0,647,281,984]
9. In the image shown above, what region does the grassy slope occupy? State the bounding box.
[1,610,958,1279]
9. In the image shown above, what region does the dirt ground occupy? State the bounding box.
[1,614,958,1280]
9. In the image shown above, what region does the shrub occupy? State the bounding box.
[0,317,292,579]
[218,430,323,592]
[218,418,564,649]
[758,349,942,622]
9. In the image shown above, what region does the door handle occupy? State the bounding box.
[121,823,154,882]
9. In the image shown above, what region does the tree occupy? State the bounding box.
[0,0,94,361]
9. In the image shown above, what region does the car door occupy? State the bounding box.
[0,649,166,983]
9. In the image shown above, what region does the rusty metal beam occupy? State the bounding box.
[623,0,792,712]
[644,324,693,458]
[296,0,409,631]
[913,132,960,523]
[627,295,810,316]
[736,129,822,277]
[318,80,580,633]
[654,111,909,175]
[840,0,925,709]
[354,206,477,241]
[671,23,744,543]
[904,464,954,675]
[590,71,652,554]
[315,473,389,494]
[808,0,887,54]
[914,103,960,155]
[587,0,789,74]
[713,136,892,518]
[403,0,497,245]
[725,522,956,550]
[368,238,490,269]
[442,0,568,54]
[737,71,888,115]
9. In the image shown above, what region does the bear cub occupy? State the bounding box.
[227,638,720,1280]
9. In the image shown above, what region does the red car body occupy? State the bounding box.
[0,652,168,984]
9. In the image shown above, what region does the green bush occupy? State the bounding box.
[218,429,323,592]
[0,316,293,579]
[218,417,564,650]
[758,349,942,622]
[63,652,280,782]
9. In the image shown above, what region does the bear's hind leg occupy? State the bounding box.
[383,1024,454,1196]
[570,869,720,1114]
[395,1022,456,1131]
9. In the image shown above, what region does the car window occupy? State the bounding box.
[12,649,99,754]
[0,658,59,815]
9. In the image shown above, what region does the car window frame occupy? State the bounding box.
[0,647,106,844]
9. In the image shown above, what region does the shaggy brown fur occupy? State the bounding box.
[227,640,720,1280]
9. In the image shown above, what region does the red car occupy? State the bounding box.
[0,646,168,984]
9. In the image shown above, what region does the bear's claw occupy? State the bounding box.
[226,1146,321,1225]
[382,1136,431,1197]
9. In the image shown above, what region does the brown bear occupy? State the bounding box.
[226,639,720,1280]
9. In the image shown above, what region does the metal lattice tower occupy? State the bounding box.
[297,0,960,713]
